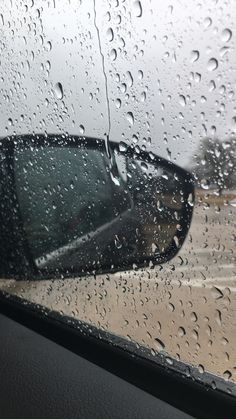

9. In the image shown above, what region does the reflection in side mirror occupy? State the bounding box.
[0,135,194,279]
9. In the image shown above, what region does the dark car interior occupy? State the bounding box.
[0,290,236,419]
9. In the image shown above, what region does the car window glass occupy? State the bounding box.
[0,0,235,394]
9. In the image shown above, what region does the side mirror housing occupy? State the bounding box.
[0,134,194,279]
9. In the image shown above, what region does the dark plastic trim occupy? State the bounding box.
[0,290,235,419]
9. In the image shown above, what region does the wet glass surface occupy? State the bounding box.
[0,0,235,390]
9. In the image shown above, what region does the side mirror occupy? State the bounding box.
[0,134,194,279]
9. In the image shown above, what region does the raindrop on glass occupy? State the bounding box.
[211,286,223,300]
[221,28,232,43]
[209,80,216,91]
[200,179,210,190]
[54,82,63,100]
[215,309,222,327]
[231,116,236,131]
[204,17,212,28]
[79,124,85,134]
[46,41,52,51]
[138,70,143,80]
[198,364,205,374]
[110,48,117,61]
[190,50,200,63]
[207,58,218,71]
[115,235,122,249]
[106,27,114,42]
[115,98,122,109]
[126,71,133,87]
[126,111,134,125]
[133,1,142,17]
[223,370,232,381]
[179,94,186,107]
[119,141,128,152]
[190,312,198,322]
[154,337,165,351]
[178,326,186,337]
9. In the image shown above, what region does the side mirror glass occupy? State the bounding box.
[0,135,194,279]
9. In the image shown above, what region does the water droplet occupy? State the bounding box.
[211,286,223,300]
[223,370,232,381]
[190,50,200,63]
[209,80,216,91]
[138,70,143,80]
[126,111,134,125]
[231,116,236,131]
[110,172,120,186]
[120,83,127,94]
[192,330,199,341]
[215,309,222,327]
[179,94,186,107]
[106,27,114,42]
[132,134,138,143]
[140,161,148,171]
[46,41,52,51]
[110,48,117,61]
[174,236,180,248]
[200,179,210,190]
[221,337,229,345]
[46,60,51,71]
[106,11,111,22]
[140,91,146,102]
[133,1,142,17]
[221,28,232,43]
[194,72,201,82]
[190,312,198,322]
[178,326,186,337]
[79,124,85,134]
[198,364,205,374]
[168,303,175,312]
[35,8,40,18]
[220,46,230,57]
[211,381,217,390]
[115,15,122,25]
[166,357,173,366]
[126,71,133,87]
[115,98,121,109]
[204,17,212,28]
[115,235,122,249]
[119,141,128,152]
[187,193,194,206]
[207,58,218,71]
[154,337,165,351]
[229,199,236,208]
[119,36,125,48]
[54,82,63,100]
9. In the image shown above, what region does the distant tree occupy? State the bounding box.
[191,137,236,192]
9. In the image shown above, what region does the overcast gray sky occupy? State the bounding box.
[0,0,236,167]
